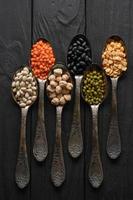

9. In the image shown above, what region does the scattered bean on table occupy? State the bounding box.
[47,67,73,106]
[102,39,127,77]
[82,70,106,105]
[31,39,55,80]
[12,66,38,107]
[67,35,92,75]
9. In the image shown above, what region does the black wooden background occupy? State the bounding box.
[0,0,133,199]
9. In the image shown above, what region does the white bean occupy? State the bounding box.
[20,103,26,107]
[27,100,32,105]
[20,81,25,87]
[31,96,37,101]
[15,81,20,87]
[25,92,29,98]
[12,82,16,87]
[54,68,63,75]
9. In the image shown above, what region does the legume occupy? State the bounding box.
[67,35,92,75]
[102,39,127,77]
[31,39,55,80]
[82,70,105,105]
[12,66,37,107]
[47,66,73,106]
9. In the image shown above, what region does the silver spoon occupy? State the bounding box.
[31,38,56,162]
[81,64,108,188]
[67,34,92,158]
[12,66,38,189]
[46,64,73,187]
[102,35,127,159]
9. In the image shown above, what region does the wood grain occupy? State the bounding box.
[31,0,85,200]
[0,0,31,199]
[0,0,133,199]
[86,0,133,199]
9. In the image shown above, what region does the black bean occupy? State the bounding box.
[87,57,92,63]
[77,40,81,45]
[85,47,90,52]
[69,45,72,50]
[68,50,72,55]
[76,63,80,67]
[78,46,84,51]
[72,46,77,51]
[79,37,84,42]
[71,61,74,66]
[85,55,89,61]
[81,53,86,59]
[76,50,81,55]
[77,57,81,62]
[73,43,77,46]
[67,63,71,68]
[82,41,86,47]
[73,66,77,71]
[80,61,86,66]
[71,53,75,58]
[67,55,71,60]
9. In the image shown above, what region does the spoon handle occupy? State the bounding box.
[51,106,65,187]
[15,107,30,189]
[89,105,103,188]
[68,76,83,158]
[107,78,121,159]
[33,80,48,162]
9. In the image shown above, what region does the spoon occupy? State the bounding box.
[46,64,73,187]
[102,35,127,159]
[67,34,92,158]
[81,64,108,188]
[12,66,38,189]
[31,38,56,162]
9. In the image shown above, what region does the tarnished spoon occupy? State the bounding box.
[81,64,108,188]
[12,66,38,189]
[102,35,127,159]
[31,38,56,162]
[46,64,73,187]
[67,34,92,158]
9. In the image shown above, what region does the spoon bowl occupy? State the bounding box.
[81,64,108,105]
[67,34,92,75]
[102,35,127,78]
[12,66,38,107]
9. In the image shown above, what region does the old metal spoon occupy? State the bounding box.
[81,64,108,188]
[46,64,73,187]
[102,35,127,159]
[67,34,92,158]
[32,38,55,162]
[12,66,38,189]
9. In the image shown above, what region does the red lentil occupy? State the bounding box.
[31,40,55,80]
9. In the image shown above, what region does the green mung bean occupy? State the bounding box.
[82,70,105,105]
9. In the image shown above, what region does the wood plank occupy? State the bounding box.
[0,0,31,199]
[86,0,133,199]
[31,0,85,200]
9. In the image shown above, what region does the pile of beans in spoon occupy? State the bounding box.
[67,34,92,75]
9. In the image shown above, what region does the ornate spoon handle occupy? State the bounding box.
[33,79,48,162]
[89,105,103,188]
[107,77,121,159]
[51,106,65,187]
[15,107,30,189]
[68,75,83,158]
